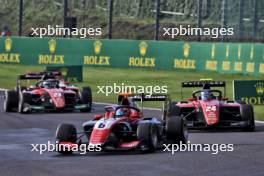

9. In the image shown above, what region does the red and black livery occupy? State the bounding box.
[4,71,92,113]
[55,94,188,154]
[169,80,255,131]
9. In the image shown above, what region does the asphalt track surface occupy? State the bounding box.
[0,94,264,176]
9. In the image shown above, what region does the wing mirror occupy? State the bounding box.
[60,85,67,89]
[130,112,139,118]
[138,112,143,117]
[188,97,196,101]
[29,85,36,89]
[94,114,103,120]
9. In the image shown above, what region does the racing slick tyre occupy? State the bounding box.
[18,92,31,114]
[20,86,27,91]
[241,104,255,132]
[137,123,158,153]
[80,87,92,112]
[117,95,123,105]
[166,116,188,144]
[4,90,18,112]
[168,101,180,116]
[55,123,77,154]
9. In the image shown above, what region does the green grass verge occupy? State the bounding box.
[0,64,263,121]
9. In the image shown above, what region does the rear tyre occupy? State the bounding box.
[241,104,255,132]
[117,95,124,105]
[18,92,31,114]
[80,87,92,112]
[55,123,77,154]
[168,102,180,116]
[20,86,27,91]
[166,116,188,144]
[137,123,158,153]
[4,90,18,112]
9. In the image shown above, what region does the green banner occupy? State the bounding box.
[0,37,264,76]
[233,80,264,104]
[46,66,83,82]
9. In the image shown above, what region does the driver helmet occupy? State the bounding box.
[42,81,51,88]
[115,108,130,117]
[45,79,60,88]
[201,89,210,101]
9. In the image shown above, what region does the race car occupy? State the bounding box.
[168,80,255,131]
[4,71,92,113]
[55,94,188,154]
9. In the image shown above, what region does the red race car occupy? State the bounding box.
[168,80,255,131]
[4,71,92,113]
[55,94,188,154]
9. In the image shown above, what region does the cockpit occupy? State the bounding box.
[192,89,222,101]
[38,79,60,89]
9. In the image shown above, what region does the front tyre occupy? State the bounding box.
[55,123,77,154]
[137,123,158,153]
[4,90,18,112]
[241,104,255,132]
[18,92,31,114]
[80,87,92,112]
[166,116,188,144]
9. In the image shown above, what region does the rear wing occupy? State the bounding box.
[130,94,168,101]
[118,93,169,103]
[181,81,226,98]
[17,71,62,80]
[16,71,62,90]
[181,81,226,88]
[18,73,43,80]
[117,93,170,120]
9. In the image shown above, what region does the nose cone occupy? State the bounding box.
[53,97,65,108]
[200,101,219,126]
[49,89,65,108]
[206,113,218,125]
[89,129,110,145]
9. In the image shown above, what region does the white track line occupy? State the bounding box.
[255,120,264,124]
[93,102,115,106]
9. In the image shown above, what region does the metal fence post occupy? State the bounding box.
[253,0,258,41]
[238,0,244,41]
[64,0,68,28]
[197,0,202,41]
[108,0,113,39]
[18,0,23,36]
[155,0,160,40]
[221,0,227,41]
[63,0,68,38]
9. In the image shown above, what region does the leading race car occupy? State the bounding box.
[168,80,255,131]
[4,71,92,113]
[55,94,188,154]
